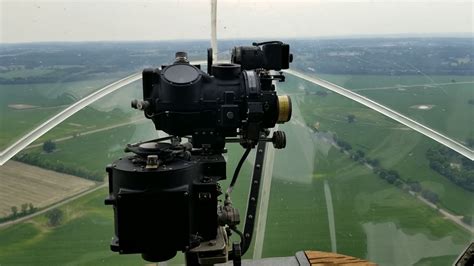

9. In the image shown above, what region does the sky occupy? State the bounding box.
[0,0,472,43]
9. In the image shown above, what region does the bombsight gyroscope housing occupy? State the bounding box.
[105,41,293,265]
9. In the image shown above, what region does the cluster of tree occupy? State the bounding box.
[468,99,474,105]
[347,114,356,123]
[407,181,422,193]
[15,154,103,182]
[365,158,380,168]
[426,146,474,192]
[335,137,352,152]
[42,140,56,153]
[0,203,37,223]
[45,208,64,227]
[375,169,404,187]
[421,189,440,204]
[351,150,365,162]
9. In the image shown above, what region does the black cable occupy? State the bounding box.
[230,226,245,251]
[227,147,251,194]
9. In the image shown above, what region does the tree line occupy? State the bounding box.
[15,152,103,182]
[334,135,441,205]
[0,203,37,223]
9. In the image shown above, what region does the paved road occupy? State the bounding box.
[25,117,147,150]
[0,182,107,228]
[409,191,474,234]
[285,69,473,161]
[0,73,142,165]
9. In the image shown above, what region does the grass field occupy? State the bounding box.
[281,75,474,218]
[0,73,136,149]
[0,187,147,265]
[0,161,95,218]
[0,68,57,79]
[262,97,473,265]
[0,140,254,265]
[290,73,474,142]
[0,72,472,265]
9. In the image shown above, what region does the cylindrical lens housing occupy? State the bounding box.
[277,95,292,123]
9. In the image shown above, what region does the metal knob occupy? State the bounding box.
[272,131,286,149]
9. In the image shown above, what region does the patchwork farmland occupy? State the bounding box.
[0,160,95,218]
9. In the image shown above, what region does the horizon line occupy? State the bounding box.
[1,32,473,46]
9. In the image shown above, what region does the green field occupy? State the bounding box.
[0,68,57,79]
[1,72,473,265]
[290,73,474,142]
[0,72,135,149]
[259,75,474,265]
[281,75,474,217]
[263,123,470,265]
[1,91,255,264]
[0,188,147,265]
[0,139,254,266]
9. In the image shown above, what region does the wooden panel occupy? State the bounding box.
[305,250,377,266]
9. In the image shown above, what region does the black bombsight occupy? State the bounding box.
[132,41,293,150]
[107,41,293,264]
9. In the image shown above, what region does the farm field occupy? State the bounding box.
[27,80,144,147]
[280,75,474,218]
[1,73,472,265]
[0,160,95,218]
[0,73,135,150]
[0,187,147,265]
[0,38,472,265]
[261,90,473,265]
[0,142,254,265]
[289,73,474,143]
[264,126,470,265]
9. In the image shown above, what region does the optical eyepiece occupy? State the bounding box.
[231,41,292,70]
